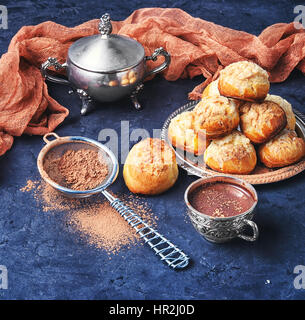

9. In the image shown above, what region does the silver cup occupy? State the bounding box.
[184,176,259,243]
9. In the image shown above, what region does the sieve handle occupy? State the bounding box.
[102,190,190,270]
[43,132,60,144]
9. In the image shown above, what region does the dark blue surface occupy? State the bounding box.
[0,0,305,300]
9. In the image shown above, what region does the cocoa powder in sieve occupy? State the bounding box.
[20,179,157,255]
[44,149,109,191]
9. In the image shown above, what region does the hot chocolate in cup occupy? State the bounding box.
[184,176,259,243]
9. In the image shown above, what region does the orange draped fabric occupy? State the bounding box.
[0,8,305,155]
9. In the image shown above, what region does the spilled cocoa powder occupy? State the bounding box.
[20,179,157,254]
[44,149,109,191]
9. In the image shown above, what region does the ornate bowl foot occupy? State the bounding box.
[130,84,144,110]
[76,89,94,116]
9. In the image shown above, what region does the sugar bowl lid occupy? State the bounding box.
[68,13,145,73]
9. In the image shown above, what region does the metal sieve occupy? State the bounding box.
[37,132,190,269]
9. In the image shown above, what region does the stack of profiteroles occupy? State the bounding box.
[168,61,305,174]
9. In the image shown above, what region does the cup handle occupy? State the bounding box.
[237,219,259,242]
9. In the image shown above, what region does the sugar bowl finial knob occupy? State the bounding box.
[98,13,112,37]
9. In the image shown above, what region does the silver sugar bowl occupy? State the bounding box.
[184,176,259,243]
[41,13,171,115]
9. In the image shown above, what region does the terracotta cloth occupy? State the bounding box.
[0,8,305,156]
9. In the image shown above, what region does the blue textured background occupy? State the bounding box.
[0,0,305,300]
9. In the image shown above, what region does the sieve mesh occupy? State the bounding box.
[41,140,115,192]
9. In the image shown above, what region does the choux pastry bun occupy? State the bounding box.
[168,111,209,155]
[202,79,243,108]
[193,95,240,139]
[265,94,296,130]
[218,61,270,101]
[258,130,305,168]
[123,138,178,195]
[204,130,257,174]
[240,100,287,144]
[201,79,221,99]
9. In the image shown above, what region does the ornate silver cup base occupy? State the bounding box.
[190,219,251,243]
[189,215,245,243]
[68,84,145,116]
